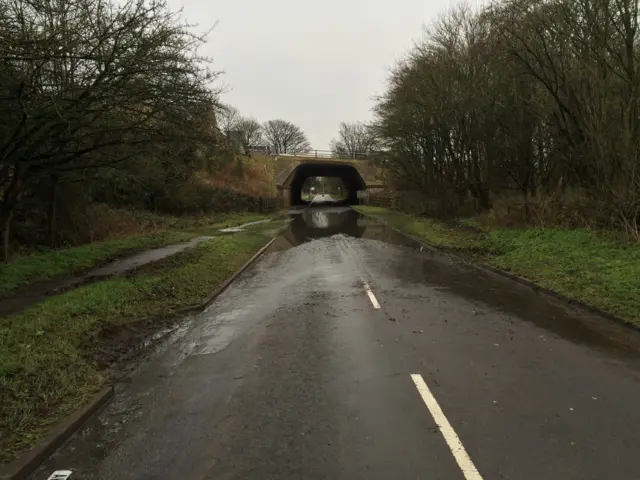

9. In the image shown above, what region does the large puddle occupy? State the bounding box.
[268,206,640,361]
[267,205,416,251]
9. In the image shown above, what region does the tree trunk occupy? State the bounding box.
[48,174,59,245]
[0,169,25,262]
[1,209,13,263]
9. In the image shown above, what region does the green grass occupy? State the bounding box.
[0,212,275,297]
[354,205,640,324]
[354,206,389,215]
[0,232,197,297]
[0,221,279,463]
[354,206,488,252]
[487,228,640,322]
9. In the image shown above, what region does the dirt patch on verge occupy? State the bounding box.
[90,315,189,381]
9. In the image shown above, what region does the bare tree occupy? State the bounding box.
[330,122,378,157]
[372,0,640,231]
[0,0,218,259]
[237,118,263,152]
[262,119,311,154]
[218,105,242,139]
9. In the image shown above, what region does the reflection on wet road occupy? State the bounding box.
[33,206,640,480]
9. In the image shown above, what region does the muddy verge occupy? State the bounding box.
[90,311,195,381]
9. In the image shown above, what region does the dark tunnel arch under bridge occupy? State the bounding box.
[277,161,369,206]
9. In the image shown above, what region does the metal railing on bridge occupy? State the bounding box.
[246,148,379,161]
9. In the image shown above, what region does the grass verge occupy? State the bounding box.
[354,205,640,324]
[354,206,490,253]
[0,220,279,464]
[0,212,274,297]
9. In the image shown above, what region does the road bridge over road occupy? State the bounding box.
[273,157,385,206]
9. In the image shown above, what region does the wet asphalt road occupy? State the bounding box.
[33,205,640,479]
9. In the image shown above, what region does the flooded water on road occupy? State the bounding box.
[268,206,640,360]
[267,206,417,251]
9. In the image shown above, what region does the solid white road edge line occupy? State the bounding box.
[410,374,484,480]
[362,281,381,309]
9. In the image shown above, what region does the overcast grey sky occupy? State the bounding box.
[169,0,460,149]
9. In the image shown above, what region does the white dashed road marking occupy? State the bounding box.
[410,374,484,480]
[362,281,381,309]
[47,471,73,480]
